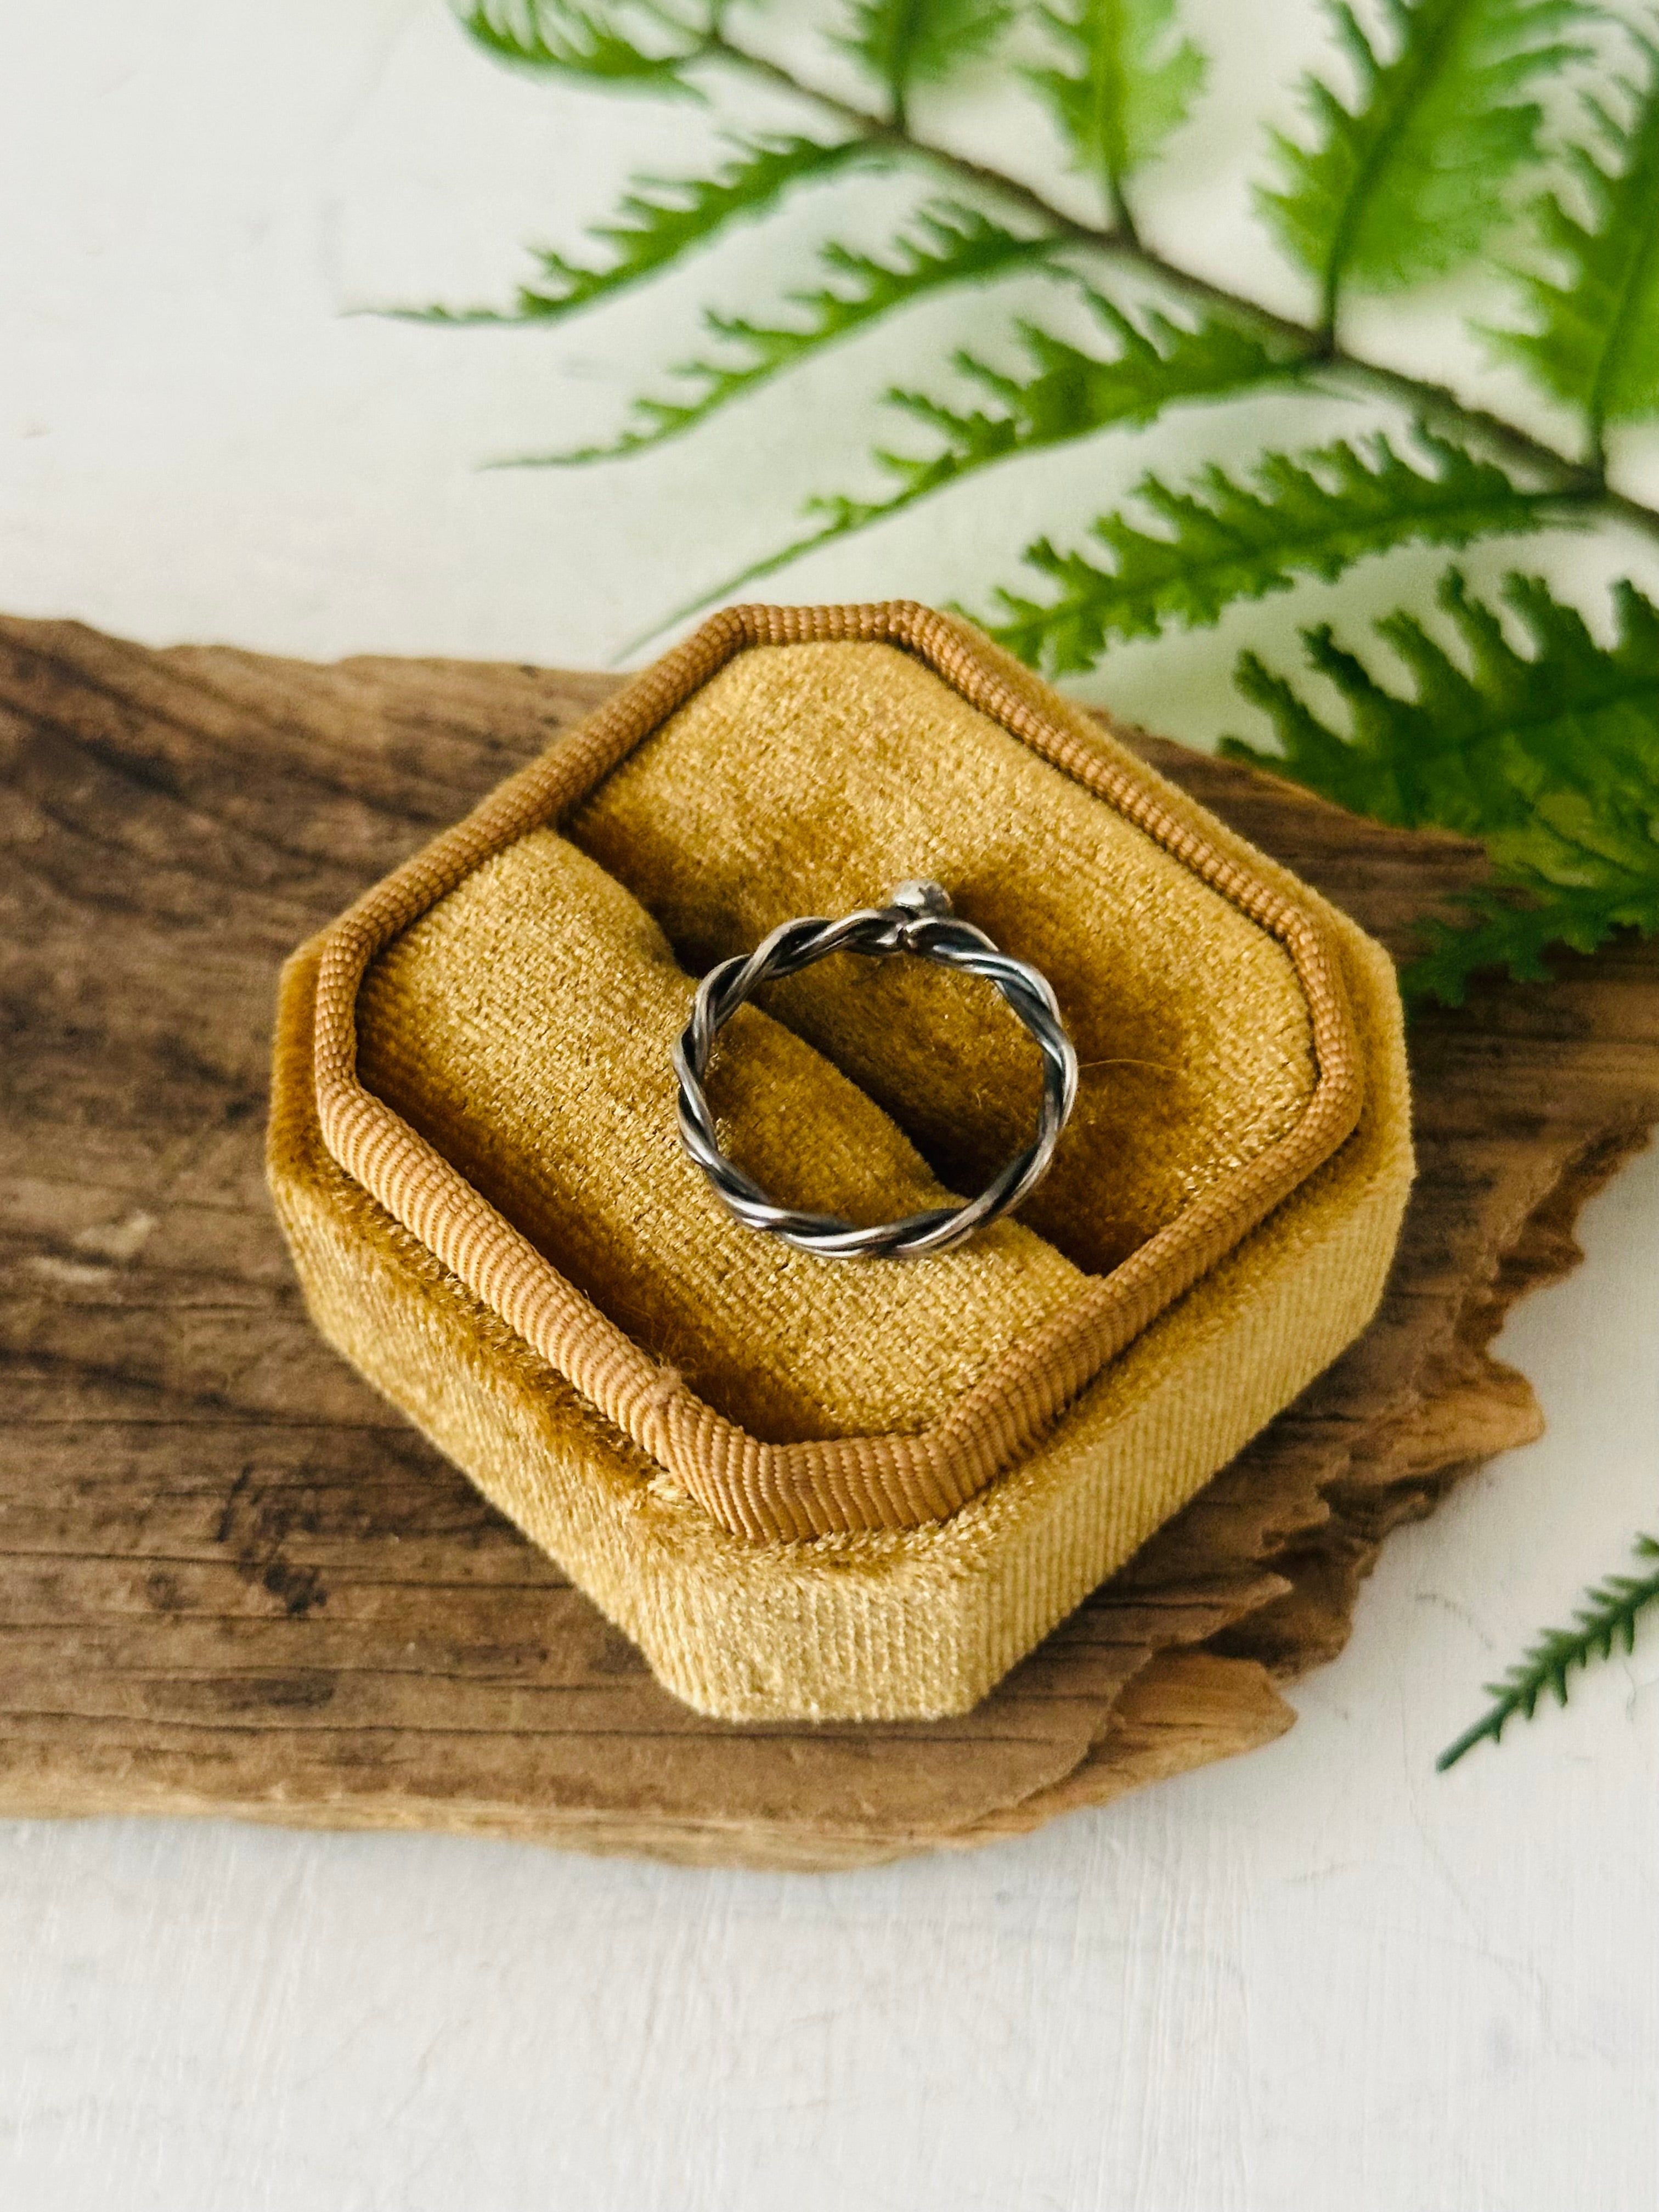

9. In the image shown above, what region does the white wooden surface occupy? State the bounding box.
[3,7,1657,2205]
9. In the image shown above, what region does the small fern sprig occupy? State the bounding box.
[402,133,873,328]
[1493,30,1659,469]
[1261,0,1592,338]
[1028,0,1207,233]
[983,428,1568,673]
[501,201,1056,464]
[1438,1533,1659,1768]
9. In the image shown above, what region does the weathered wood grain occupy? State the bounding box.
[4,614,1657,1869]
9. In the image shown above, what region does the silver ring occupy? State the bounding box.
[672,880,1079,1259]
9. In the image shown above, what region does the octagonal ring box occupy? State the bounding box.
[268,602,1412,1722]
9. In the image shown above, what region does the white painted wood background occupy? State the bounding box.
[3,5,1657,2205]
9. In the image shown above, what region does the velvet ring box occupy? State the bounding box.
[268,603,1413,1722]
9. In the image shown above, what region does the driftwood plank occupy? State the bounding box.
[4,614,1657,1870]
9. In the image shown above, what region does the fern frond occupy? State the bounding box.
[408,133,870,326]
[1028,0,1207,224]
[1494,35,1659,450]
[1226,570,1659,1004]
[460,0,708,93]
[872,299,1295,501]
[985,430,1554,675]
[675,297,1295,606]
[1259,0,1594,325]
[840,0,1014,127]
[500,202,1053,464]
[1437,1533,1659,1769]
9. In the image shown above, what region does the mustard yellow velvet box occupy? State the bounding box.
[268,603,1413,1722]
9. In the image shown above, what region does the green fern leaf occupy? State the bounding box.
[1028,0,1207,223]
[840,0,1014,126]
[674,297,1296,606]
[985,430,1554,675]
[1437,1534,1659,1769]
[501,202,1053,464]
[870,298,1294,501]
[1495,36,1659,448]
[1260,0,1593,326]
[1226,570,1659,1004]
[409,134,870,326]
[460,0,707,93]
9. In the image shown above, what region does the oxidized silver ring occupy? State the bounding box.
[672,880,1079,1258]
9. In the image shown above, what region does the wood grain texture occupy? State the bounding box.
[4,613,1657,1870]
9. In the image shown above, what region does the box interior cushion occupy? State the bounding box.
[569,642,1317,1275]
[354,637,1322,1454]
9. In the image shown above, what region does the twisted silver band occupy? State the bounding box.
[672,879,1079,1258]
